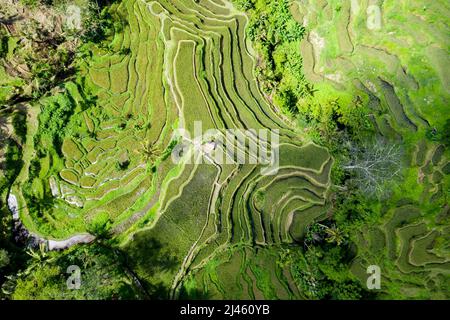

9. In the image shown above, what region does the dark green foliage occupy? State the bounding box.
[238,0,373,146]
[240,0,308,115]
[28,159,41,180]
[334,191,380,234]
[426,119,450,147]
[289,242,371,300]
[1,140,23,183]
[275,89,298,114]
[11,244,142,300]
[87,213,112,240]
[246,1,304,45]
[11,109,27,143]
[0,35,8,59]
[25,194,55,219]
[36,97,75,153]
[82,9,114,43]
[288,189,382,299]
[298,96,373,154]
[125,235,180,298]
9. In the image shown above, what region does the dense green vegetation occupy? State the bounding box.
[9,243,143,299]
[243,0,307,113]
[235,0,374,146]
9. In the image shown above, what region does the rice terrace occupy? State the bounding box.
[0,0,448,302]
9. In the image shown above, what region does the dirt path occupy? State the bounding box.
[8,191,95,250]
[47,234,95,250]
[8,190,95,250]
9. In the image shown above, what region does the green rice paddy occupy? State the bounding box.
[6,0,449,299]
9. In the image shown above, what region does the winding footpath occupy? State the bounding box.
[7,192,95,250]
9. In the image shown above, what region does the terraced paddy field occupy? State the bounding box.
[291,0,449,298]
[7,0,333,299]
[4,0,449,300]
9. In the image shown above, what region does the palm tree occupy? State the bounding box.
[304,83,317,97]
[140,141,161,163]
[322,224,345,246]
[25,242,56,274]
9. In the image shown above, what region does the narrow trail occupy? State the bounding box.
[7,192,95,250]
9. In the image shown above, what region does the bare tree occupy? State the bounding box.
[344,139,402,196]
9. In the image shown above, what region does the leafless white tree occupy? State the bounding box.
[344,140,402,196]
